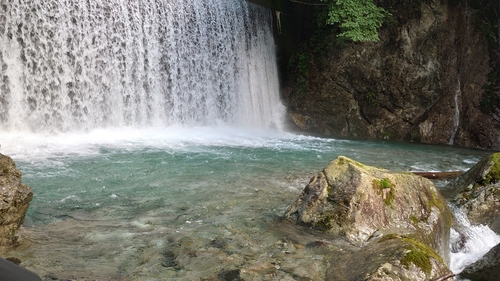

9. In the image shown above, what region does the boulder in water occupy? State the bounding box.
[284,156,453,262]
[0,153,33,245]
[447,153,500,233]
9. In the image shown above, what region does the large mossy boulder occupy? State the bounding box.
[284,156,453,263]
[446,153,500,233]
[0,153,33,245]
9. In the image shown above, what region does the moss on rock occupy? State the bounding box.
[372,177,395,206]
[327,234,453,280]
[399,236,445,275]
[482,153,500,185]
[285,156,452,260]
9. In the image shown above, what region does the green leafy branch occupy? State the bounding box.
[321,0,390,42]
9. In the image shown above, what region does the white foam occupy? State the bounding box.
[0,125,340,162]
[449,206,500,274]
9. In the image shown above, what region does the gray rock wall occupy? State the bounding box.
[281,0,500,149]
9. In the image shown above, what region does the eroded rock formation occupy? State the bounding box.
[0,153,33,245]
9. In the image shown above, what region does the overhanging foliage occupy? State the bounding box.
[321,0,390,42]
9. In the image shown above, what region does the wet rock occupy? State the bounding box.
[5,257,21,265]
[327,235,453,281]
[209,236,228,249]
[305,240,331,248]
[459,242,500,281]
[218,269,243,281]
[244,261,277,276]
[448,153,500,233]
[178,247,229,273]
[161,250,179,269]
[0,153,33,245]
[284,156,453,262]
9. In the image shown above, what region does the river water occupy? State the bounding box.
[0,128,494,280]
[0,0,498,279]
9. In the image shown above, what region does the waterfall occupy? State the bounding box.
[449,78,461,145]
[0,0,284,132]
[448,1,471,145]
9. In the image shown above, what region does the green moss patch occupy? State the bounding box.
[314,213,335,230]
[373,178,395,206]
[337,157,345,165]
[401,246,432,274]
[482,153,500,185]
[400,237,444,275]
[409,215,420,225]
[378,235,444,276]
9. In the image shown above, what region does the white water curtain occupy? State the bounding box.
[0,0,284,132]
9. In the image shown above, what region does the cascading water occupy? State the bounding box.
[449,78,461,145]
[0,0,284,132]
[449,205,500,275]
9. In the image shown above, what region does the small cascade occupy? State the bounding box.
[449,78,461,145]
[449,2,472,145]
[449,206,500,274]
[0,0,284,132]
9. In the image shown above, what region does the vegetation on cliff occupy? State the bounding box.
[321,0,390,42]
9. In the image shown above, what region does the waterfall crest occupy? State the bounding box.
[0,0,284,132]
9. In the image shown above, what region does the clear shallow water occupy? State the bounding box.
[0,127,494,280]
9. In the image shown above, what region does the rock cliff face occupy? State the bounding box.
[282,0,500,149]
[0,153,33,245]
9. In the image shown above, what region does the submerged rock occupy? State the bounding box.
[459,242,500,281]
[0,153,33,245]
[284,156,452,262]
[447,153,500,233]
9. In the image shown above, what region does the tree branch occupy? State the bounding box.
[431,273,456,281]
